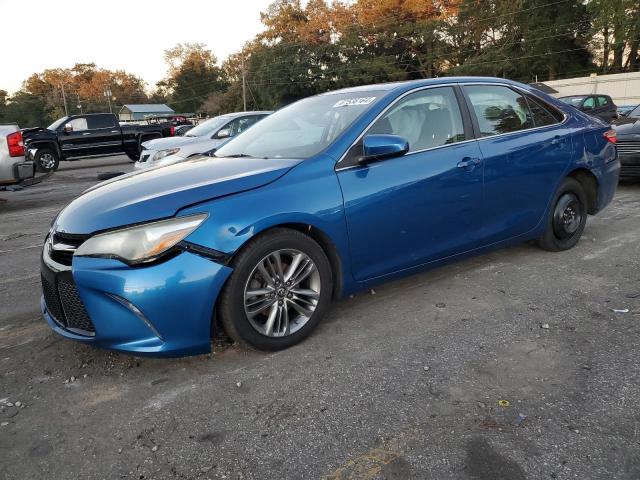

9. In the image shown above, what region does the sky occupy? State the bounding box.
[0,0,273,94]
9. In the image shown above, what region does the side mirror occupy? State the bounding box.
[216,128,231,139]
[360,134,409,164]
[63,123,73,133]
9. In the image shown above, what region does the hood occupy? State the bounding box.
[142,135,207,150]
[612,117,640,137]
[54,156,303,234]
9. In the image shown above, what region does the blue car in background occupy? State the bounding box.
[41,77,620,356]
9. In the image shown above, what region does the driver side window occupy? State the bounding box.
[368,87,466,152]
[582,97,595,109]
[68,117,88,131]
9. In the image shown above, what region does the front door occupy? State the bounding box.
[336,86,485,281]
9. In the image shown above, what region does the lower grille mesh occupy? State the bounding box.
[41,275,95,335]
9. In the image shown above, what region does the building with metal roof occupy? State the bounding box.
[119,104,175,121]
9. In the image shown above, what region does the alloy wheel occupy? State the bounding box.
[39,153,56,170]
[243,249,321,337]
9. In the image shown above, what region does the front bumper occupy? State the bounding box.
[40,244,233,357]
[619,154,640,178]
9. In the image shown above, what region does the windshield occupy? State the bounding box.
[628,104,640,118]
[186,116,229,137]
[215,91,385,159]
[559,96,586,107]
[48,116,69,130]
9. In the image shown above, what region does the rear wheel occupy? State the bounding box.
[34,148,59,173]
[218,228,333,350]
[537,177,588,251]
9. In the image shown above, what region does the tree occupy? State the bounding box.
[157,43,228,113]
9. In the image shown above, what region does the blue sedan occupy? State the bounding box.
[41,77,620,356]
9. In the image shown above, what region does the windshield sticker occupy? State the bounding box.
[333,97,376,108]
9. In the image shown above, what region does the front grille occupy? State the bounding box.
[41,274,95,336]
[621,165,640,177]
[617,140,640,155]
[50,232,87,266]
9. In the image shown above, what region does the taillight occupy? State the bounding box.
[7,131,25,157]
[604,129,617,144]
[170,125,175,136]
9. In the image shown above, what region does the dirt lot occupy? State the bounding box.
[1,156,640,480]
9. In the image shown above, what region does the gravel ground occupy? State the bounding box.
[1,156,639,480]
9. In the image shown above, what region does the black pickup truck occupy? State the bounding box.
[23,113,173,172]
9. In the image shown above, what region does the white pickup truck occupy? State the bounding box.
[0,124,35,186]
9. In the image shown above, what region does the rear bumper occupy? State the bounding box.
[0,158,34,185]
[41,245,233,357]
[591,159,620,213]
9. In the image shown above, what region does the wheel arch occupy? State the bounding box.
[567,168,598,214]
[30,140,62,159]
[227,222,345,300]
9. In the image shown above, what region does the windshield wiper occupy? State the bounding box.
[226,153,255,158]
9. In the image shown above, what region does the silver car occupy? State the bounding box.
[0,124,34,186]
[134,111,271,170]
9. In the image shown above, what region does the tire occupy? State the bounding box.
[34,148,59,173]
[126,151,140,162]
[218,228,333,350]
[537,177,588,252]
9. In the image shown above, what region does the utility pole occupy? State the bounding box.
[104,86,113,114]
[241,54,247,111]
[60,84,68,116]
[76,93,83,114]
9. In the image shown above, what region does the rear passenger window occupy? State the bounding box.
[464,85,534,136]
[583,97,595,109]
[87,115,116,129]
[368,86,466,152]
[525,94,563,127]
[597,96,609,107]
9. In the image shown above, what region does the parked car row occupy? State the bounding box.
[40,77,620,357]
[135,111,271,170]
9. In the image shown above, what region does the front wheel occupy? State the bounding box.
[537,177,588,251]
[34,148,59,173]
[218,228,333,350]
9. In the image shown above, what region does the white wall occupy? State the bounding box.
[545,72,640,106]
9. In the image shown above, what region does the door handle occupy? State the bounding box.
[82,132,91,136]
[551,135,566,146]
[111,130,118,133]
[457,157,481,171]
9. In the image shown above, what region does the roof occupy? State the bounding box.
[529,82,559,94]
[222,110,273,118]
[321,77,528,96]
[120,104,174,113]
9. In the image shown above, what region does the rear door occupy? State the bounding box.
[595,96,616,123]
[85,114,122,154]
[462,84,572,244]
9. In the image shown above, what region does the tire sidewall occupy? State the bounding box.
[34,148,59,173]
[541,177,588,251]
[220,229,333,350]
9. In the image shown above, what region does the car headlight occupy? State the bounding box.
[153,148,180,161]
[74,214,208,265]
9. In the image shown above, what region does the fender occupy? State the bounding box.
[178,155,358,296]
[26,139,63,160]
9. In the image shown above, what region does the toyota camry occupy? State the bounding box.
[40,77,620,356]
